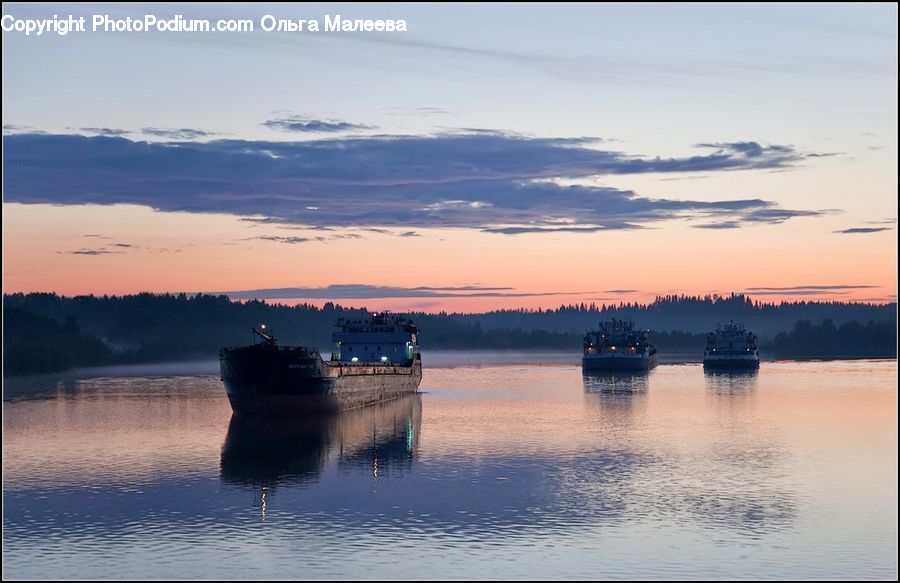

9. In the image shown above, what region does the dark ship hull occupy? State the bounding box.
[702,357,760,370]
[582,353,658,371]
[220,344,422,416]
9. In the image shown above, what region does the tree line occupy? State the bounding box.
[3,292,896,375]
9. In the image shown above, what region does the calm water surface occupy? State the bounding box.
[3,357,897,579]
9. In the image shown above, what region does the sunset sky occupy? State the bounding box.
[3,3,897,312]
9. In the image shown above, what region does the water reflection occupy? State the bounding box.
[4,363,895,579]
[220,394,422,488]
[582,371,650,394]
[694,367,793,534]
[3,376,81,403]
[703,368,759,395]
[581,371,649,434]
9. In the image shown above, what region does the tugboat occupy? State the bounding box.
[703,321,760,369]
[220,313,422,416]
[582,318,658,371]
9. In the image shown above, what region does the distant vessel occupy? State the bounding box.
[220,313,422,416]
[582,318,658,371]
[703,321,760,369]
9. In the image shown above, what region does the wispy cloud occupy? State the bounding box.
[3,123,34,132]
[482,224,643,234]
[745,284,878,293]
[834,227,892,234]
[77,127,130,136]
[383,106,455,117]
[249,233,363,244]
[59,248,123,256]
[745,290,850,296]
[694,221,741,229]
[739,208,831,224]
[141,127,216,139]
[5,132,832,234]
[59,241,143,254]
[216,283,590,300]
[263,115,374,133]
[359,228,421,237]
[251,236,325,244]
[340,26,894,88]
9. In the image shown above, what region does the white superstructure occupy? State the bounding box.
[703,321,760,368]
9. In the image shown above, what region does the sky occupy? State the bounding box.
[2,3,897,312]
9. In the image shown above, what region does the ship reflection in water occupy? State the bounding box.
[220,394,422,489]
[582,370,650,394]
[581,371,650,426]
[703,367,759,394]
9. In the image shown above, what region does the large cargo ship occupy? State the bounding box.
[703,321,760,369]
[220,313,422,416]
[582,318,658,371]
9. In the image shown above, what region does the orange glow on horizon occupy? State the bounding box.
[2,203,896,313]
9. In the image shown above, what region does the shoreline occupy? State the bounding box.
[3,351,896,383]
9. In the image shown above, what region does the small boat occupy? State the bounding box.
[703,321,760,369]
[582,318,658,371]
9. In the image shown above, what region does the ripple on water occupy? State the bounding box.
[3,361,897,579]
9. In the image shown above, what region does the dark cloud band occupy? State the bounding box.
[4,132,830,233]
